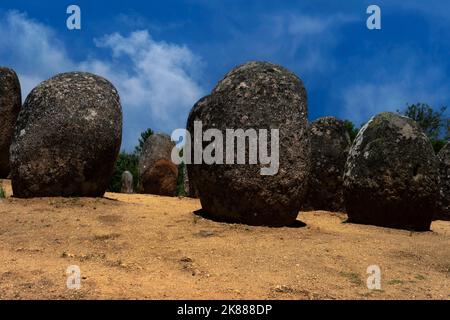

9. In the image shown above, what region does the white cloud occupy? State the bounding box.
[80,30,205,149]
[392,0,450,22]
[0,11,205,151]
[0,11,75,96]
[286,13,356,37]
[201,11,357,78]
[249,12,358,76]
[339,53,450,126]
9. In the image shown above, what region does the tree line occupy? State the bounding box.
[345,103,449,153]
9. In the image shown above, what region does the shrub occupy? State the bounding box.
[343,120,359,142]
[108,152,139,193]
[398,103,449,153]
[176,163,186,196]
[134,128,154,156]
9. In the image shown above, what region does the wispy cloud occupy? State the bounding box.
[0,11,75,96]
[280,13,358,73]
[1,4,449,144]
[0,11,205,151]
[81,30,205,148]
[338,47,450,126]
[206,11,358,75]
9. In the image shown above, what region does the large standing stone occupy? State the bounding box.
[0,67,21,178]
[10,72,122,198]
[121,170,134,194]
[436,142,450,220]
[343,112,439,231]
[185,165,199,198]
[305,117,351,212]
[182,163,198,198]
[182,163,190,196]
[138,133,178,196]
[187,61,310,226]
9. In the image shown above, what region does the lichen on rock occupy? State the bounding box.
[343,112,439,231]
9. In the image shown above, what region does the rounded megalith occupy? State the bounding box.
[0,67,21,178]
[10,72,122,198]
[186,61,310,226]
[138,133,178,196]
[343,112,439,231]
[436,142,450,220]
[305,117,351,212]
[121,170,134,194]
[182,162,197,198]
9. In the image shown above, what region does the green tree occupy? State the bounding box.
[175,148,186,196]
[445,118,450,141]
[398,103,447,140]
[343,120,359,142]
[134,128,154,156]
[432,140,446,153]
[398,103,449,153]
[176,162,186,197]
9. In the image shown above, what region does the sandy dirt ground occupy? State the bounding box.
[0,179,449,300]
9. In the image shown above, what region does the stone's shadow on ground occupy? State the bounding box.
[193,209,307,229]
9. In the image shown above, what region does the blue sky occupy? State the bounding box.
[1,0,449,151]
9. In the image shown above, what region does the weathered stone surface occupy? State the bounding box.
[305,117,351,212]
[185,164,199,198]
[187,61,310,226]
[121,170,134,194]
[182,163,190,196]
[343,112,439,231]
[138,133,178,196]
[437,142,450,220]
[0,67,21,178]
[10,72,122,198]
[182,162,198,198]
